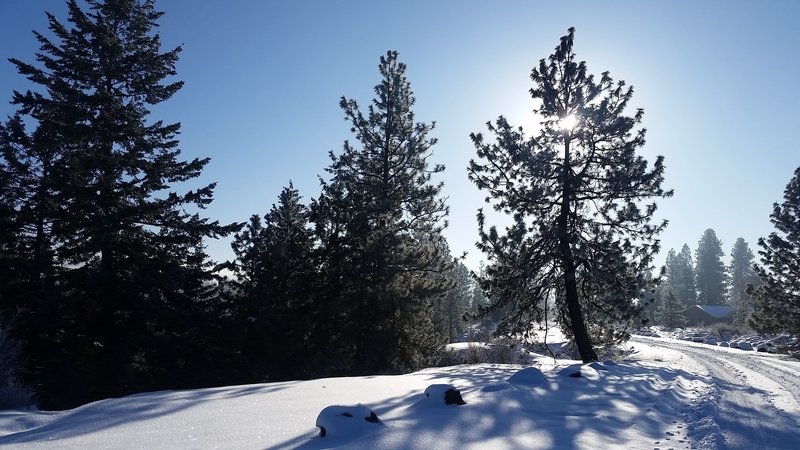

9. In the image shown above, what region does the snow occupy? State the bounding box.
[0,335,798,449]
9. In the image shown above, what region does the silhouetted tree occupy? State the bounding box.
[727,237,758,325]
[748,167,800,342]
[311,51,452,374]
[468,28,671,362]
[231,182,315,381]
[695,229,727,306]
[4,0,237,407]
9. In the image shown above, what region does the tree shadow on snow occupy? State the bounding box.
[0,382,299,445]
[272,361,782,450]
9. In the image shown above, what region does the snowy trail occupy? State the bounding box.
[634,337,800,450]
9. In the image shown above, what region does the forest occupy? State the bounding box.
[1,0,798,410]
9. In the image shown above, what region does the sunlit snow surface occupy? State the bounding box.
[0,339,797,449]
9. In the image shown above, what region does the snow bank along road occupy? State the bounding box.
[634,336,800,450]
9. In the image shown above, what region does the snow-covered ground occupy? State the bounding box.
[0,335,798,449]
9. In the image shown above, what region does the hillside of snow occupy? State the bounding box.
[0,337,798,449]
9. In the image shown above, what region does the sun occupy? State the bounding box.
[559,114,577,131]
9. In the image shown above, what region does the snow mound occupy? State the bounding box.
[557,363,602,380]
[507,367,547,387]
[480,382,514,392]
[587,361,609,371]
[315,403,383,438]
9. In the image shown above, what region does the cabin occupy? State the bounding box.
[682,305,736,327]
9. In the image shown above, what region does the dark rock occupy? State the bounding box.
[444,388,467,405]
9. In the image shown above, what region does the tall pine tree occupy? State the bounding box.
[695,229,727,306]
[468,28,671,362]
[728,237,758,325]
[311,51,452,374]
[748,167,800,343]
[3,0,238,407]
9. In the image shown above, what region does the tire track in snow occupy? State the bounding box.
[634,337,800,450]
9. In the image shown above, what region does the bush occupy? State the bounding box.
[708,322,752,341]
[436,339,525,366]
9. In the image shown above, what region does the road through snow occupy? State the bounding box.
[634,336,800,450]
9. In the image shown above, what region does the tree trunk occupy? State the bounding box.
[559,133,598,363]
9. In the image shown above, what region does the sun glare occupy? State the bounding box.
[559,114,577,131]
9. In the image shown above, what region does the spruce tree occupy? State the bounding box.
[695,229,727,306]
[728,237,758,325]
[748,167,800,342]
[468,28,671,362]
[4,0,237,407]
[311,51,452,374]
[231,182,314,381]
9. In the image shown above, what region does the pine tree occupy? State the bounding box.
[655,291,687,329]
[695,229,727,306]
[728,237,758,325]
[311,51,452,374]
[231,182,314,381]
[676,244,697,306]
[468,28,671,362]
[748,167,800,342]
[4,0,238,407]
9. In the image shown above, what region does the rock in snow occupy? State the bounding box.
[315,403,382,438]
[423,384,467,406]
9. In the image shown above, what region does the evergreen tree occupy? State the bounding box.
[748,167,800,342]
[655,291,687,329]
[468,28,671,362]
[659,245,696,308]
[230,182,314,381]
[4,0,237,407]
[0,113,66,402]
[433,258,473,343]
[675,244,697,305]
[728,237,758,325]
[311,51,452,374]
[695,229,727,306]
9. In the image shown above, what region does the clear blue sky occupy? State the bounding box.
[1,0,798,271]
